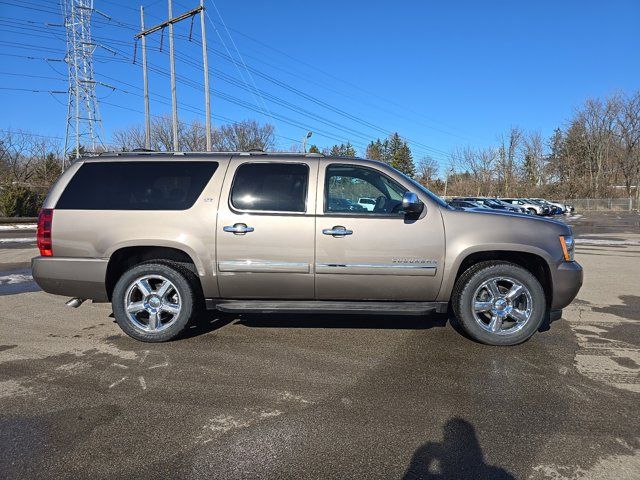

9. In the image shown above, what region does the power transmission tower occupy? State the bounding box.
[61,0,105,163]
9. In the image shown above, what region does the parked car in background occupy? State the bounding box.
[456,197,523,213]
[447,199,489,210]
[358,197,376,211]
[501,198,544,215]
[530,198,572,215]
[530,198,562,215]
[496,199,529,214]
[447,199,491,211]
[524,199,552,215]
[329,197,368,212]
[32,152,583,346]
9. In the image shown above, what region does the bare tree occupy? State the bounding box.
[112,124,147,151]
[522,131,545,190]
[416,156,439,186]
[614,92,640,200]
[212,120,275,152]
[111,118,275,153]
[497,127,522,196]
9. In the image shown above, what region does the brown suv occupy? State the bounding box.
[32,152,583,345]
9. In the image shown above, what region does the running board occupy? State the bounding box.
[206,300,448,315]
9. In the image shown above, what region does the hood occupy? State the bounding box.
[442,205,571,233]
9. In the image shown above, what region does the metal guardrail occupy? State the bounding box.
[0,217,38,224]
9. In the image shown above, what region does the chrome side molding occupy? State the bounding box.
[218,260,310,273]
[316,263,437,276]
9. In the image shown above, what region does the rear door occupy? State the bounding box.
[314,160,445,301]
[215,157,317,298]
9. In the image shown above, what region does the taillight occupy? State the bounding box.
[37,208,53,256]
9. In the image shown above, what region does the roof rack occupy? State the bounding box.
[97,150,325,158]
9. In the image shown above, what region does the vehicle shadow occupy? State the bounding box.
[233,311,449,330]
[181,311,450,338]
[402,418,515,480]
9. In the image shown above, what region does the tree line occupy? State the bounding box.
[446,91,640,201]
[1,90,638,216]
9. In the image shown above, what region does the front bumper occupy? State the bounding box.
[550,261,583,310]
[31,256,109,302]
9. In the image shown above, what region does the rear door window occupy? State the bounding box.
[56,161,218,210]
[230,163,309,212]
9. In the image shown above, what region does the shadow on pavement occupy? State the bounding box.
[180,311,450,338]
[234,312,449,330]
[402,418,514,480]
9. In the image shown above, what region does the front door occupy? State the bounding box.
[315,161,445,301]
[216,158,317,298]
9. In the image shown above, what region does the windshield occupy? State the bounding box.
[396,171,449,208]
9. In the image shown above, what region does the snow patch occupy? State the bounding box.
[0,272,33,285]
[575,238,640,246]
[0,237,35,244]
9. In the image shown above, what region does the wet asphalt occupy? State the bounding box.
[0,212,638,479]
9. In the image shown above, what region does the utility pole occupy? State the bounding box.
[199,0,212,151]
[167,0,178,151]
[135,3,204,152]
[140,6,151,150]
[444,167,454,197]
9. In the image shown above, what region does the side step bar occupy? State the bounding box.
[206,299,448,316]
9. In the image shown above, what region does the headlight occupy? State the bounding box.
[559,235,575,261]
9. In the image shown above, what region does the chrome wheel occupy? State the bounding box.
[124,275,181,332]
[471,276,533,336]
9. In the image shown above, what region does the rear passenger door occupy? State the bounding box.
[215,158,317,299]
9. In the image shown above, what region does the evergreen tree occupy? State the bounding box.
[387,132,416,177]
[329,141,357,157]
[67,145,86,163]
[366,139,389,162]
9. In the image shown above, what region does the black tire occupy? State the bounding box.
[451,261,546,346]
[112,261,200,342]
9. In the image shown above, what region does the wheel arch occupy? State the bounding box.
[105,246,201,301]
[444,249,553,308]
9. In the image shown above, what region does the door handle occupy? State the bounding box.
[322,226,353,237]
[223,223,255,235]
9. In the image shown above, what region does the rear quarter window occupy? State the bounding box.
[56,161,218,210]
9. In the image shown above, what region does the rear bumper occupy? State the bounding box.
[31,256,109,302]
[550,261,583,310]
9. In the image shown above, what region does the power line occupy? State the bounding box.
[0,87,66,94]
[9,0,456,159]
[0,129,64,140]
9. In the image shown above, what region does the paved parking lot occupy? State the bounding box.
[0,212,638,479]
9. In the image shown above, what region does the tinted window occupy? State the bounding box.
[56,161,217,210]
[231,163,308,212]
[325,164,406,214]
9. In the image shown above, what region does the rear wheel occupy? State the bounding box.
[452,261,546,345]
[112,262,198,342]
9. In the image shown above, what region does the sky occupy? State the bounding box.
[0,0,639,169]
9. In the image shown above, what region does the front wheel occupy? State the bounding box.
[112,262,198,342]
[451,261,546,345]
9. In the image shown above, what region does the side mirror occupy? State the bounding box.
[402,191,424,214]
